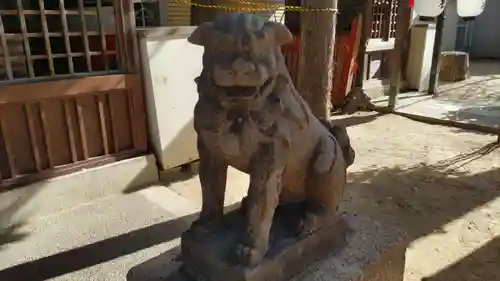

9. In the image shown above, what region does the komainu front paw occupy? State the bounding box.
[188,219,219,239]
[235,243,267,266]
[297,212,321,235]
[297,211,338,236]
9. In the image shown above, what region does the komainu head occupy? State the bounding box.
[188,13,293,101]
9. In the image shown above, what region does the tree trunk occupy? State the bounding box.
[297,0,338,120]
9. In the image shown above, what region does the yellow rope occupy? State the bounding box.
[170,0,339,12]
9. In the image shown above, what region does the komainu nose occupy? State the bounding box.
[232,58,256,75]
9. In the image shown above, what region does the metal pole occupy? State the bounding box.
[428,12,445,95]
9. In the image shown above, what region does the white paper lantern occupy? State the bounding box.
[457,0,486,18]
[414,0,447,17]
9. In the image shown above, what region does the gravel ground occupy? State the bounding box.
[336,112,500,281]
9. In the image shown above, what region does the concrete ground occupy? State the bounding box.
[0,168,249,281]
[374,60,500,130]
[1,113,500,281]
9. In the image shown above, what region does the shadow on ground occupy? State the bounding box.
[344,141,500,239]
[437,77,500,106]
[0,162,159,253]
[445,105,500,130]
[0,202,240,281]
[422,236,500,281]
[0,210,197,281]
[1,140,500,280]
[0,160,160,280]
[332,112,386,128]
[0,185,43,251]
[132,141,500,280]
[343,141,500,280]
[467,60,500,77]
[0,223,28,252]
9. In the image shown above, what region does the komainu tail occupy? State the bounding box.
[319,119,356,167]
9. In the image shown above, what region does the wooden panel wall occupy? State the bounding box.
[0,0,148,189]
[0,74,145,189]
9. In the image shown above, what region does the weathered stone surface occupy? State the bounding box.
[182,203,347,281]
[187,12,356,267]
[126,213,407,281]
[439,51,470,82]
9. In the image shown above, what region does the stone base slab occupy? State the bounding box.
[182,203,347,281]
[127,213,408,281]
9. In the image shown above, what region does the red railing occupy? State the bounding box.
[281,36,301,86]
[281,16,362,108]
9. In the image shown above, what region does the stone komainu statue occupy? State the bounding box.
[188,13,355,266]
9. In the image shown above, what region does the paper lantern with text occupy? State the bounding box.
[414,0,446,17]
[457,0,486,19]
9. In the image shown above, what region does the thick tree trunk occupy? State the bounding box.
[297,0,338,120]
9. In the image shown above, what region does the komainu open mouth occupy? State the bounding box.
[224,86,258,99]
[220,78,273,101]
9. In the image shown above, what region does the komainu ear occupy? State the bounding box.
[188,22,214,46]
[263,21,293,46]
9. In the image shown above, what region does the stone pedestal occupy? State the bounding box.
[439,51,470,82]
[127,213,407,281]
[182,204,347,281]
